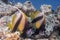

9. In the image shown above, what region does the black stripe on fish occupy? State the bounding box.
[10,9,18,16]
[20,18,28,38]
[31,16,43,23]
[11,14,22,32]
[0,15,4,18]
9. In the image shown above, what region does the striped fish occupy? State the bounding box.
[30,11,46,35]
[8,10,28,33]
[31,11,45,29]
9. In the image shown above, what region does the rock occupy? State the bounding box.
[23,1,36,12]
[40,4,52,13]
[15,2,23,9]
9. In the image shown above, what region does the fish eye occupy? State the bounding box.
[28,2,31,3]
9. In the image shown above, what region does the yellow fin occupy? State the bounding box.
[8,14,17,30]
[36,21,41,29]
[31,11,40,20]
[8,22,13,30]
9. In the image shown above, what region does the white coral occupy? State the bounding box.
[22,1,36,12]
[15,2,23,9]
[40,4,52,13]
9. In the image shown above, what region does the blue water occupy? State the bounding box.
[9,0,60,10]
